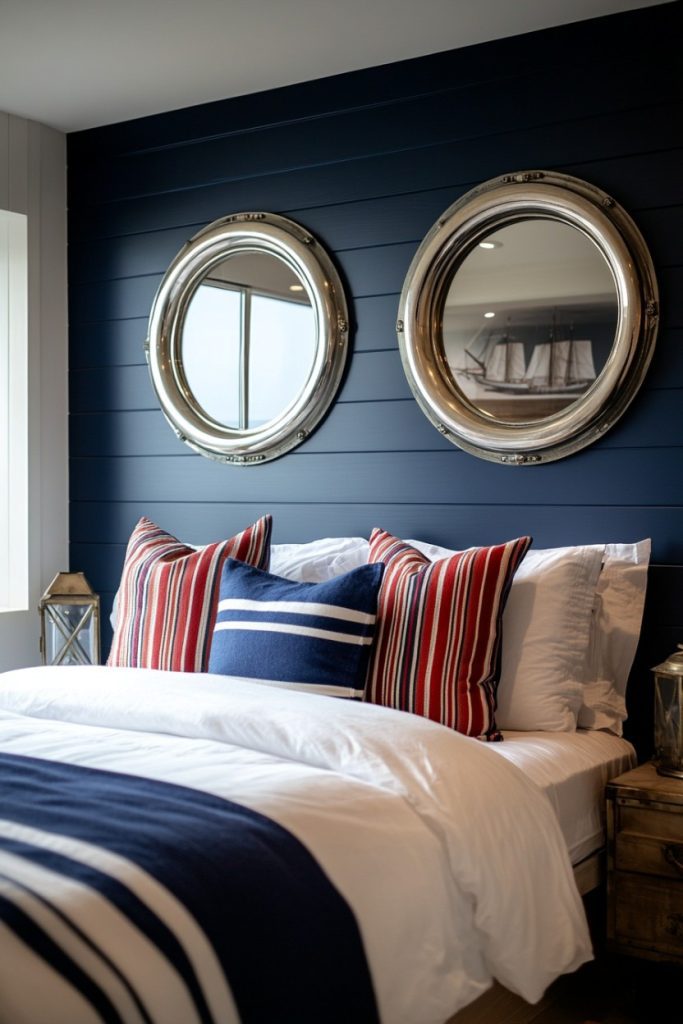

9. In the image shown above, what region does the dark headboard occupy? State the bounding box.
[623,564,683,763]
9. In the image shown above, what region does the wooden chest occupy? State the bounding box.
[607,762,683,964]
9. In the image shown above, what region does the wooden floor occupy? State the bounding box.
[450,953,682,1024]
[518,887,681,1024]
[535,954,682,1023]
[452,889,682,1024]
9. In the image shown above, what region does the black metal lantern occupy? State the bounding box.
[652,645,683,779]
[39,572,100,666]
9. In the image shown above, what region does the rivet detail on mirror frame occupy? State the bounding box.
[146,212,349,464]
[501,171,545,184]
[500,454,542,465]
[397,170,659,465]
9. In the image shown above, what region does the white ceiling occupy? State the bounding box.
[0,0,670,133]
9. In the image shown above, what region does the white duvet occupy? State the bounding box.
[0,666,592,1024]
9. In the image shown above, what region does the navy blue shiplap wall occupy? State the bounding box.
[67,3,683,650]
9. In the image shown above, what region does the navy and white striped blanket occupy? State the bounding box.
[0,753,378,1024]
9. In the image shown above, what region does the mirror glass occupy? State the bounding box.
[397,171,659,464]
[182,252,316,429]
[147,211,349,463]
[442,220,618,422]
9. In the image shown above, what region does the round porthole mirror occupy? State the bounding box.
[398,171,659,464]
[147,212,349,463]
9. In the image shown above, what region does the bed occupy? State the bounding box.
[0,522,654,1024]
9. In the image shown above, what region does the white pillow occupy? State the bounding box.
[578,540,651,734]
[270,537,368,582]
[494,545,605,731]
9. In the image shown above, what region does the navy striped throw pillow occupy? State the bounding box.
[208,558,385,698]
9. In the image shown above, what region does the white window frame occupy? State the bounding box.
[0,209,28,612]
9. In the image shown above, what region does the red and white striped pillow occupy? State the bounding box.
[365,529,531,740]
[108,515,272,672]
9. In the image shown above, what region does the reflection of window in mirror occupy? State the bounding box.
[183,284,242,426]
[249,295,315,427]
[441,220,618,423]
[181,252,316,430]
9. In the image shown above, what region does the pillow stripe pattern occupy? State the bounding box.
[365,529,531,740]
[108,515,272,672]
[209,559,384,698]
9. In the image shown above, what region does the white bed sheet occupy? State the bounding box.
[491,729,636,865]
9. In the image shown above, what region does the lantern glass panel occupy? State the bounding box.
[43,601,99,666]
[654,672,683,776]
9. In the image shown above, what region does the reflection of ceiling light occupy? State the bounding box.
[484,311,495,318]
[479,240,501,250]
[289,283,304,292]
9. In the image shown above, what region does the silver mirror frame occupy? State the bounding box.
[398,171,659,464]
[146,212,349,464]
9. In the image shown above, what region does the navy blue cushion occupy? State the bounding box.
[208,558,385,698]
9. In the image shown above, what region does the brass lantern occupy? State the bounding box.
[652,645,683,778]
[39,572,101,666]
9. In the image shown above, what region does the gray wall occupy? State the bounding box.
[0,112,68,669]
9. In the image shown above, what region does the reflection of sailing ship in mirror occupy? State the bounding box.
[455,317,597,421]
[440,217,618,423]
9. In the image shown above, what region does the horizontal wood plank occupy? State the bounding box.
[69,503,682,555]
[68,386,683,457]
[67,196,683,289]
[69,119,682,246]
[69,448,683,510]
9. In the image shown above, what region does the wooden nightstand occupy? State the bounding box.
[606,762,683,964]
